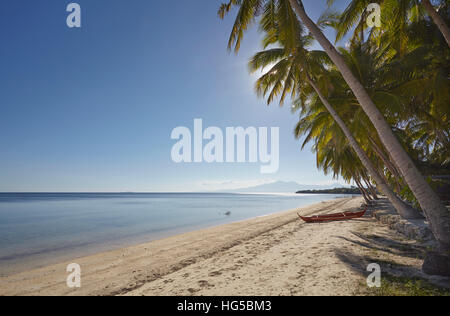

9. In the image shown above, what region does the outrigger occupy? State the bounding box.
[298,207,367,223]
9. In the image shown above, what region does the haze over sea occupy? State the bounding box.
[0,192,354,276]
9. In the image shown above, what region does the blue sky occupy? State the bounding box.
[0,0,351,192]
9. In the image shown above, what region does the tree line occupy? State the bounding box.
[218,0,449,276]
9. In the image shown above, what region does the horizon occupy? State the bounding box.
[0,180,351,194]
[0,0,352,193]
[1,0,449,296]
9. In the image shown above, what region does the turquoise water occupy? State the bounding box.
[0,193,353,275]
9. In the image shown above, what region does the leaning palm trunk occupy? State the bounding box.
[422,0,450,47]
[369,137,404,193]
[363,177,379,200]
[356,179,371,204]
[369,184,379,200]
[290,0,450,258]
[357,178,372,202]
[369,137,402,179]
[305,75,420,219]
[352,172,371,204]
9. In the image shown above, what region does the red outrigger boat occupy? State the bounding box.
[298,207,367,223]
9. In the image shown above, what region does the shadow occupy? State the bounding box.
[330,228,448,288]
[333,232,426,260]
[334,248,450,291]
[301,217,376,226]
[346,218,376,223]
[352,232,426,258]
[334,248,421,277]
[368,198,397,212]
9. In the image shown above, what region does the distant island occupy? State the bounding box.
[219,181,350,193]
[296,187,361,195]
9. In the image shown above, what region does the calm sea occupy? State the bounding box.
[0,192,352,276]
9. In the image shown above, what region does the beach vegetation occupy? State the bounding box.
[218,0,450,276]
[368,274,450,296]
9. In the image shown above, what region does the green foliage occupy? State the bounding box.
[218,0,450,202]
[400,184,419,209]
[296,187,362,194]
[369,274,450,296]
[400,176,441,209]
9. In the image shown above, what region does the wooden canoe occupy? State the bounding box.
[297,207,367,223]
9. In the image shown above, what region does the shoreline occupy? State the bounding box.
[0,197,355,295]
[0,193,355,277]
[1,196,447,296]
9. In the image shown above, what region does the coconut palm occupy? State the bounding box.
[329,0,450,47]
[315,135,376,201]
[219,0,449,275]
[315,37,448,206]
[314,129,374,202]
[248,31,421,218]
[326,0,375,44]
[296,103,371,201]
[295,102,381,202]
[286,1,449,246]
[420,0,450,47]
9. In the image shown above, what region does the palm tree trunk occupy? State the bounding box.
[360,9,366,43]
[369,183,379,200]
[290,0,450,254]
[383,142,409,193]
[357,177,372,201]
[305,75,421,219]
[422,0,450,47]
[363,176,379,200]
[355,178,371,204]
[369,137,401,179]
[360,184,371,204]
[369,137,404,193]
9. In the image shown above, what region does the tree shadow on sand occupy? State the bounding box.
[332,231,427,278]
[332,231,450,291]
[333,246,417,277]
[333,247,450,294]
[334,232,427,260]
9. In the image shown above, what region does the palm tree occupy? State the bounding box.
[320,40,447,203]
[248,32,421,218]
[313,130,375,203]
[329,0,450,47]
[295,103,379,202]
[421,0,450,47]
[327,0,374,44]
[218,0,450,274]
[288,0,450,260]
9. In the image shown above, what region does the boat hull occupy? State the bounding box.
[298,208,367,223]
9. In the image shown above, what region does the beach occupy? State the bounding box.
[0,197,447,296]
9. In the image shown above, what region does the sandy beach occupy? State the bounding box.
[0,196,448,296]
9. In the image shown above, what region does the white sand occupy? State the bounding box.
[0,197,436,296]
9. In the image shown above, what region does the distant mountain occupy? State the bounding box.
[222,181,349,193]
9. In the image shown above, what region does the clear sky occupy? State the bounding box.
[0,0,351,192]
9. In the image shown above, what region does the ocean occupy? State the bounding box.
[0,192,353,276]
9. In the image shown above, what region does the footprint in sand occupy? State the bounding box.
[198,280,214,288]
[187,288,199,294]
[209,271,222,277]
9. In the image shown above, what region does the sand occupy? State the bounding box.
[0,197,444,296]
